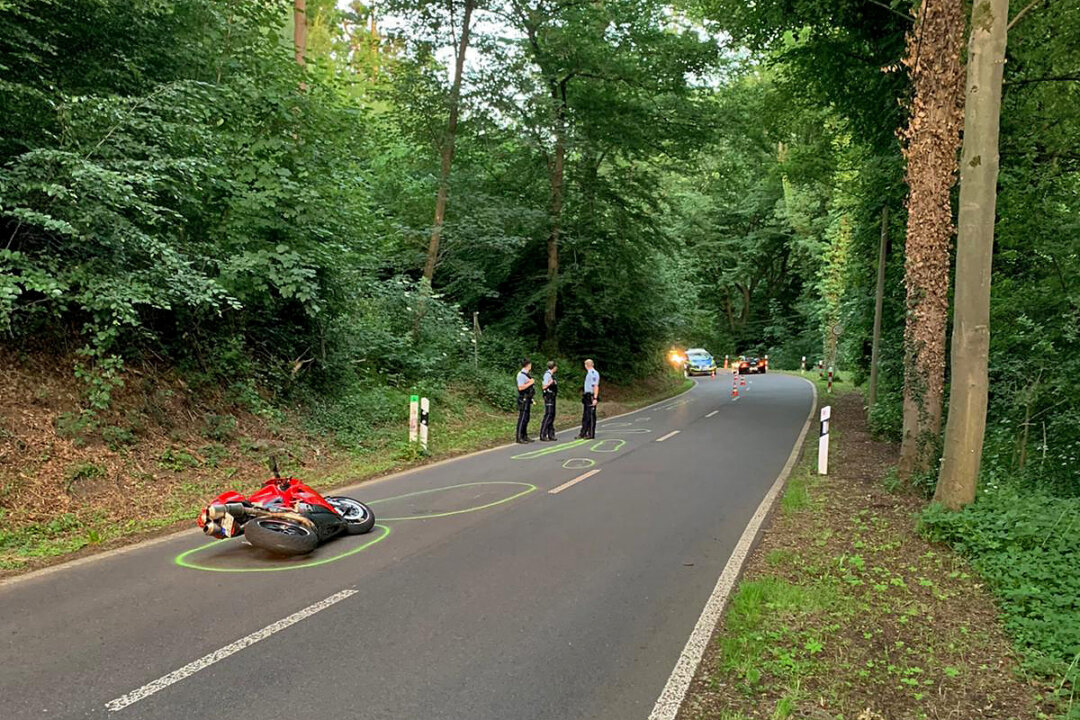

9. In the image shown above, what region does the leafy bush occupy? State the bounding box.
[102,425,136,450]
[201,414,237,442]
[868,384,903,442]
[467,366,518,411]
[920,489,1080,684]
[307,382,408,447]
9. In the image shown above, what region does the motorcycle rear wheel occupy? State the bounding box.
[244,518,319,556]
[326,496,376,535]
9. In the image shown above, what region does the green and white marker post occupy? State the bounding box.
[409,394,419,443]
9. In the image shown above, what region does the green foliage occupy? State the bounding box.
[158,446,200,472]
[101,425,136,451]
[921,491,1080,685]
[64,462,104,488]
[200,414,237,443]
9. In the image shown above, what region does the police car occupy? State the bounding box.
[683,348,717,375]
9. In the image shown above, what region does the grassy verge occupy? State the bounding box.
[0,374,692,575]
[678,390,1047,720]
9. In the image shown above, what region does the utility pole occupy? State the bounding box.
[868,205,889,409]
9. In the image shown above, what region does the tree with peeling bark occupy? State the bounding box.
[935,0,1009,509]
[896,0,967,480]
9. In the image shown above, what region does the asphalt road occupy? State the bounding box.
[0,372,814,720]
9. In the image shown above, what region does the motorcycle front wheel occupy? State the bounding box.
[326,496,376,535]
[244,518,319,556]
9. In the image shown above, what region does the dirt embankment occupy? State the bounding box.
[0,354,335,574]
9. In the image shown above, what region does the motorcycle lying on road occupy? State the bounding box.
[196,467,375,556]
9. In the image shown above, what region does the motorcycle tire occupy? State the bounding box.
[244,517,319,556]
[326,496,376,535]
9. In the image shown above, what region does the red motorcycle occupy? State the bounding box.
[196,470,375,556]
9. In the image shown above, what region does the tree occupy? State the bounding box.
[896,0,966,479]
[422,0,477,286]
[868,205,889,409]
[935,0,1009,509]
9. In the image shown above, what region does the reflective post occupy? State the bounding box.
[818,405,831,475]
[419,397,430,452]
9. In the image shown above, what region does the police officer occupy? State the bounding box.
[539,360,558,441]
[577,358,600,440]
[515,358,536,443]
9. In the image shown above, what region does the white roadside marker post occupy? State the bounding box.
[801,356,806,372]
[409,394,419,443]
[818,405,831,475]
[419,397,430,452]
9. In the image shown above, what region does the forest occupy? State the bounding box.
[1,0,1077,705]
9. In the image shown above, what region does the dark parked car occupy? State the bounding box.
[737,356,766,374]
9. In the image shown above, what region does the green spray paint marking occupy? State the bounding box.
[174,524,391,573]
[590,439,626,453]
[370,481,537,521]
[511,439,589,460]
[562,458,596,470]
[599,428,652,435]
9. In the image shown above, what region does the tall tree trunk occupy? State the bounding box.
[868,205,890,409]
[422,0,475,285]
[897,0,967,479]
[936,0,1008,509]
[294,0,306,66]
[544,81,567,354]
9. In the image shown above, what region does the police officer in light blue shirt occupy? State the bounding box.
[577,358,600,439]
[515,358,536,443]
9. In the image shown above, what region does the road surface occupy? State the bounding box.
[0,373,814,720]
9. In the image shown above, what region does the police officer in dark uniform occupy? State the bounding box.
[539,361,558,441]
[515,359,536,443]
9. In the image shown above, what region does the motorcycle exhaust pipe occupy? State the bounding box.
[206,504,228,520]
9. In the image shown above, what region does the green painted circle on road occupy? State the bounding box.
[371,481,537,521]
[174,524,391,573]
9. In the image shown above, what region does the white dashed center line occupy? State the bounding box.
[106,589,357,712]
[705,410,719,418]
[655,430,681,443]
[549,469,602,495]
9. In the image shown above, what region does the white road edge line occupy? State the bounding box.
[655,430,681,443]
[705,410,719,418]
[647,377,817,720]
[549,469,602,495]
[105,589,357,712]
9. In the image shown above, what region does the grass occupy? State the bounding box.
[779,368,851,398]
